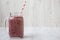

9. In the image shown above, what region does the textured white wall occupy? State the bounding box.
[54,0,60,27]
[32,0,60,27]
[0,0,2,27]
[0,0,60,27]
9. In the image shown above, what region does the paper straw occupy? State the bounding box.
[20,0,27,15]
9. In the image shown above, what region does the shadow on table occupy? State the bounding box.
[24,35,33,38]
[9,35,33,40]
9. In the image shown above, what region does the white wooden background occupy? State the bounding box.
[32,0,60,27]
[0,0,60,27]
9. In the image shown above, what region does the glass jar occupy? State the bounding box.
[9,12,24,38]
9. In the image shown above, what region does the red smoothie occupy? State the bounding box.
[9,16,24,38]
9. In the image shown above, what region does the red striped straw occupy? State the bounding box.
[10,0,27,16]
[20,0,27,15]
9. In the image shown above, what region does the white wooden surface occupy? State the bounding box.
[0,27,60,40]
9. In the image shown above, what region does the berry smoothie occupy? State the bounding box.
[9,16,24,38]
